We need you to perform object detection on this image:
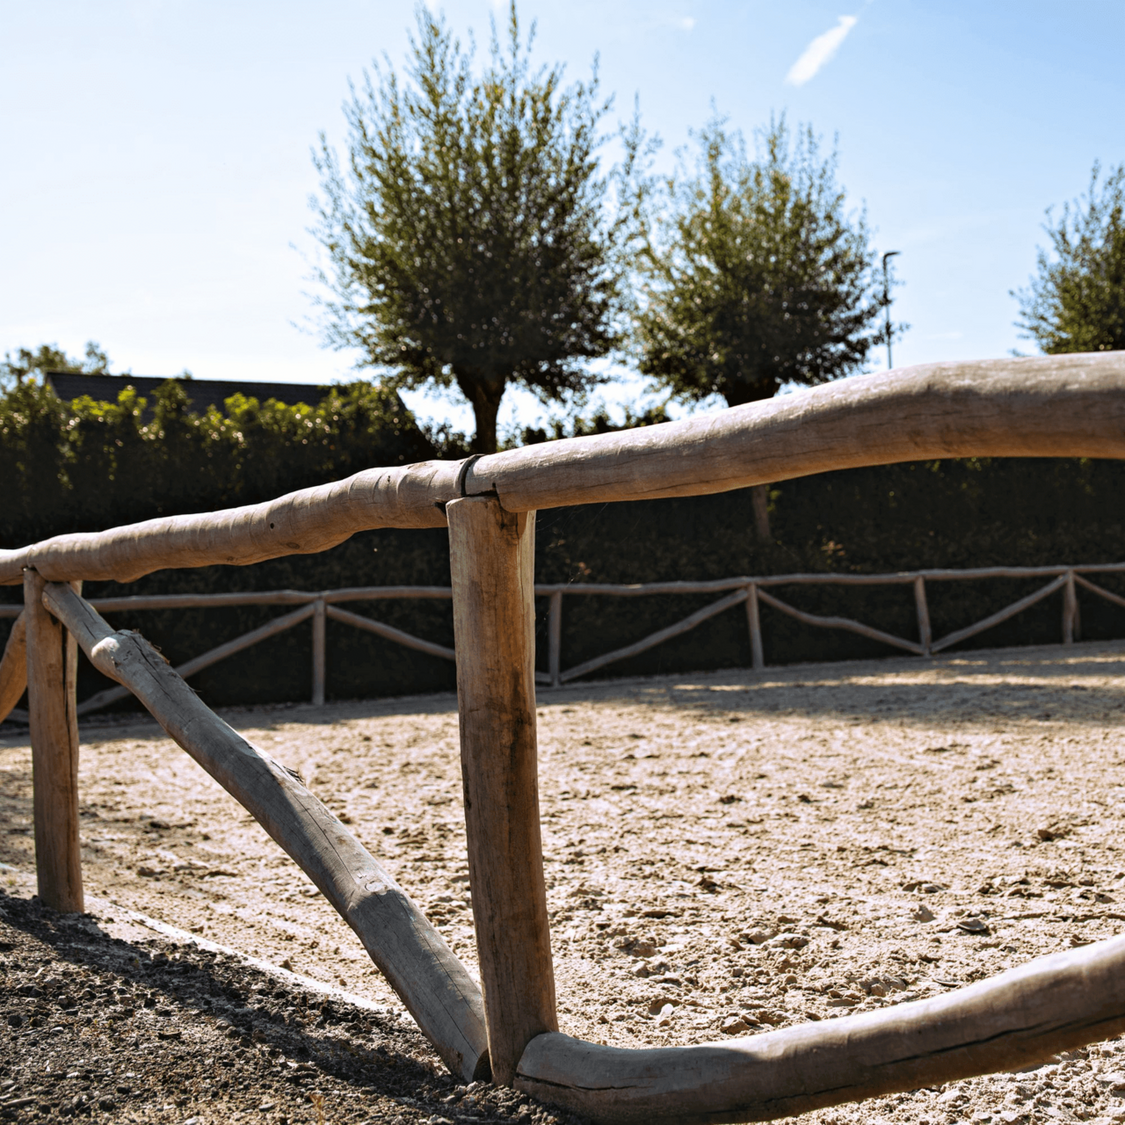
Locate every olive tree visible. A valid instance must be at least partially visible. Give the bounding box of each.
[311,4,641,454]
[1014,161,1125,355]
[636,116,892,410]
[635,116,894,537]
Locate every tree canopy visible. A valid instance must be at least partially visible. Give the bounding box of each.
[1014,161,1125,355]
[635,116,893,408]
[311,3,641,454]
[0,341,113,390]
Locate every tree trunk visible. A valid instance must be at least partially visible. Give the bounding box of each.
[751,483,771,540]
[721,386,775,542]
[456,367,508,455]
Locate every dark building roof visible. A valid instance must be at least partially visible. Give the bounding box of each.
[43,372,334,414]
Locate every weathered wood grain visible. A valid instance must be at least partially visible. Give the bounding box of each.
[547,591,563,688]
[515,932,1125,1124]
[745,585,764,671]
[4,355,1124,587]
[464,354,1125,512]
[325,604,457,662]
[0,459,461,586]
[311,599,326,706]
[41,582,490,1082]
[75,602,317,717]
[929,574,1068,653]
[1075,573,1125,610]
[559,588,750,684]
[1063,570,1079,644]
[25,571,84,913]
[0,611,27,724]
[914,575,933,656]
[755,588,925,655]
[448,496,557,1084]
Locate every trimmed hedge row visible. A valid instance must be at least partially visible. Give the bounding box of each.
[0,377,433,545]
[3,381,1124,710]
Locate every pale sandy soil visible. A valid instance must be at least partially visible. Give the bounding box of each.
[4,640,1125,1124]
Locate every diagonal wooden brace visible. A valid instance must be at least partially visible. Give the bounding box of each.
[40,581,490,1082]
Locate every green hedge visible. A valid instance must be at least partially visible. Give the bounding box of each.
[3,384,1124,712]
[0,378,433,545]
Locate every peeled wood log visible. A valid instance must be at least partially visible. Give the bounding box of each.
[311,599,326,706]
[1062,570,1079,644]
[1075,573,1125,610]
[547,591,563,688]
[0,459,461,586]
[325,604,457,662]
[755,588,924,655]
[929,574,1067,654]
[4,355,1125,588]
[0,612,27,724]
[560,588,750,684]
[745,585,764,672]
[464,354,1125,511]
[515,932,1125,1124]
[89,590,315,611]
[913,576,933,656]
[25,572,84,914]
[40,582,489,1082]
[325,585,455,602]
[76,602,317,717]
[448,497,557,1085]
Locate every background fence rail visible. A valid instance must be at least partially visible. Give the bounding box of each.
[4,560,1123,718]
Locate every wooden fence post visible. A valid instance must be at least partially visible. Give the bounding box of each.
[447,496,557,1085]
[548,590,563,688]
[23,569,84,913]
[745,583,764,671]
[1063,570,1079,645]
[914,576,933,656]
[311,597,326,705]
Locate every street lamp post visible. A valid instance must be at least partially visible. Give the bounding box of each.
[882,250,900,370]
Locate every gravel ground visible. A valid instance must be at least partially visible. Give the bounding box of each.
[3,639,1125,1124]
[0,884,577,1125]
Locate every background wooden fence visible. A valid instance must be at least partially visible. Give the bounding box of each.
[6,357,1125,1120]
[3,561,1121,720]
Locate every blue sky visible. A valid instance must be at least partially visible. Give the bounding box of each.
[3,1,1123,436]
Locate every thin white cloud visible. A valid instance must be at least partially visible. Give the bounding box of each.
[785,15,857,86]
[652,14,696,31]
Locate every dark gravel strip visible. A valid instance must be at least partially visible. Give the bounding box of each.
[0,891,583,1125]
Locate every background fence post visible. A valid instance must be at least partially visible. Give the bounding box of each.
[548,590,563,688]
[447,496,557,1085]
[914,576,933,656]
[745,583,764,671]
[1063,570,1079,645]
[311,597,326,705]
[23,569,84,913]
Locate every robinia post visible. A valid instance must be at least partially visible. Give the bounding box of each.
[447,496,557,1085]
[23,569,84,913]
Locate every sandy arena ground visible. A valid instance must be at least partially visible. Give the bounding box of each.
[3,639,1125,1124]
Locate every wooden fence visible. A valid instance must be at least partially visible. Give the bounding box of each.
[3,561,1124,719]
[4,354,1125,1122]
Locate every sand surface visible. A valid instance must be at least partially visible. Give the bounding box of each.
[4,640,1125,1123]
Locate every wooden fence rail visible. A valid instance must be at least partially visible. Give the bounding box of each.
[4,354,1125,1122]
[3,561,1123,719]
